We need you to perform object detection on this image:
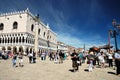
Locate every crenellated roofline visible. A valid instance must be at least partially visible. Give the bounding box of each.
[0,8,29,17]
[0,8,57,36]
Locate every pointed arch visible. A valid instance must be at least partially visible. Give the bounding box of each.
[19,37,21,43]
[13,46,17,53]
[8,37,9,43]
[13,21,18,29]
[0,23,4,30]
[7,46,11,50]
[5,38,7,43]
[3,38,4,43]
[13,37,15,43]
[16,37,18,43]
[0,38,1,43]
[19,46,23,52]
[10,37,12,43]
[31,24,34,31]
[22,37,24,43]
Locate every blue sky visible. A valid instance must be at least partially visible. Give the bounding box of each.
[0,0,120,50]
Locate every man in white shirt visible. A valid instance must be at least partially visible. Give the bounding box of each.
[114,50,120,76]
[106,51,113,67]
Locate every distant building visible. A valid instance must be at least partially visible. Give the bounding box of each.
[67,45,76,53]
[0,8,57,53]
[57,41,68,52]
[77,48,84,52]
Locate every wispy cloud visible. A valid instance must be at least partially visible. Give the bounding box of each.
[57,32,107,50]
[57,32,84,48]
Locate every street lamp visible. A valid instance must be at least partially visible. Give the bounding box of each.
[110,19,120,51]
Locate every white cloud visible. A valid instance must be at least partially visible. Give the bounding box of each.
[57,32,84,48]
[57,32,107,50]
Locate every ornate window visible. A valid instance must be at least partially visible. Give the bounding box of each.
[0,38,1,43]
[44,32,46,37]
[38,29,41,35]
[13,21,18,29]
[31,24,34,31]
[0,23,4,30]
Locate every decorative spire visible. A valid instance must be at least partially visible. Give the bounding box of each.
[25,8,29,13]
[47,23,50,29]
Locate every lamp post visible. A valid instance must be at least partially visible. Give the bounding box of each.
[111,19,120,51]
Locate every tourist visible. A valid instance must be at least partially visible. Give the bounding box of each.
[59,50,64,64]
[33,51,36,63]
[87,52,95,72]
[106,50,113,67]
[2,51,9,60]
[114,50,120,76]
[18,52,24,67]
[49,52,54,61]
[28,51,33,63]
[12,52,18,67]
[82,51,86,63]
[41,51,46,61]
[71,50,79,72]
[78,51,84,66]
[96,51,101,66]
[98,51,105,68]
[54,51,59,64]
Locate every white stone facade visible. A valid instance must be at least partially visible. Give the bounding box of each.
[0,8,57,53]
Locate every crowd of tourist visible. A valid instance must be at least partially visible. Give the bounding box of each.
[0,49,120,76]
[70,49,120,76]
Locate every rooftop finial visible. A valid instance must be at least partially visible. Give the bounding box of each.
[25,8,29,12]
[47,23,50,28]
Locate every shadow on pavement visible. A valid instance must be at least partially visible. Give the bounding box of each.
[84,69,89,72]
[107,71,116,75]
[68,69,74,72]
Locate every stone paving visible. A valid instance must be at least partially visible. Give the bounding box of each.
[0,57,120,80]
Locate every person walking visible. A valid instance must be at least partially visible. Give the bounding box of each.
[71,50,79,72]
[41,51,46,61]
[33,52,36,63]
[28,52,33,63]
[87,52,95,72]
[78,51,83,66]
[59,50,64,64]
[106,51,113,67]
[54,51,59,64]
[12,52,18,67]
[98,51,105,68]
[18,52,24,67]
[114,50,120,76]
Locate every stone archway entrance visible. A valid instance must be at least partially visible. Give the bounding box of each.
[19,46,23,52]
[2,46,6,51]
[30,48,32,53]
[7,46,11,50]
[26,47,29,55]
[13,46,17,54]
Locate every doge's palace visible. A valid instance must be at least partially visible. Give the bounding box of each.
[0,8,57,53]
